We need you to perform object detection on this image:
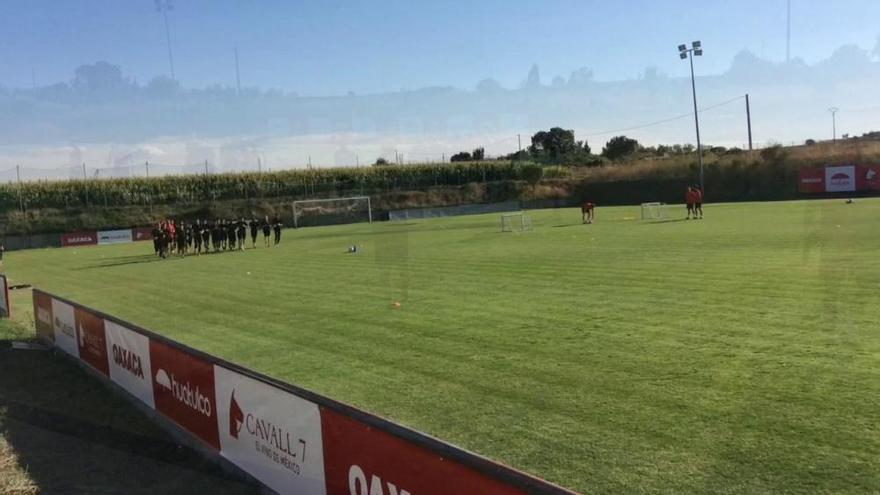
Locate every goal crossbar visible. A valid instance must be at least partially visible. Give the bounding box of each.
[292,196,372,228]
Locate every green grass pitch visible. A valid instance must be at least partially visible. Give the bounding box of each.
[6,199,880,494]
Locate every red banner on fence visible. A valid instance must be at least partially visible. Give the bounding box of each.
[61,231,98,247]
[74,306,110,377]
[798,168,825,193]
[857,165,880,191]
[150,339,221,450]
[133,227,154,242]
[33,291,54,343]
[320,407,529,495]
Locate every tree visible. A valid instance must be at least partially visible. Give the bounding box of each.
[602,135,640,161]
[374,157,390,166]
[530,127,576,160]
[472,147,485,161]
[450,151,472,162]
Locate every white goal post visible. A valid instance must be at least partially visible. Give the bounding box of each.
[640,202,668,221]
[292,196,372,228]
[501,212,532,232]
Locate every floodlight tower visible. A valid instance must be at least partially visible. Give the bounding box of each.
[679,41,705,192]
[155,0,176,81]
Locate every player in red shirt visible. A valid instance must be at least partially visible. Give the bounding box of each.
[581,201,595,224]
[693,186,703,219]
[685,187,695,219]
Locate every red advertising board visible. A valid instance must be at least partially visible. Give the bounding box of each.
[74,306,110,377]
[33,291,54,343]
[133,227,154,242]
[798,168,825,193]
[320,407,532,495]
[857,165,880,191]
[150,339,221,450]
[61,231,98,247]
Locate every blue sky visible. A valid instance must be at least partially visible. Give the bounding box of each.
[0,0,878,95]
[0,0,880,95]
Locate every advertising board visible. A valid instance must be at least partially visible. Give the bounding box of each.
[105,320,155,409]
[98,229,133,245]
[61,231,98,247]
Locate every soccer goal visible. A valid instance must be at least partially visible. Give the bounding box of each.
[501,212,532,232]
[292,196,372,228]
[640,202,668,221]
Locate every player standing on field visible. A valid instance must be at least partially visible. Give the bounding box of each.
[273,219,282,245]
[693,186,703,219]
[685,187,695,219]
[250,218,259,248]
[236,218,247,250]
[581,201,595,224]
[262,217,272,247]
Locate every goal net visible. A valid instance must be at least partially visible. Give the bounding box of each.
[640,202,668,221]
[292,196,372,228]
[501,212,532,232]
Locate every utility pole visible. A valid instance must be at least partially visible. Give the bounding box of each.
[786,0,791,63]
[205,159,209,175]
[234,47,242,94]
[395,150,399,165]
[308,155,312,168]
[145,161,150,178]
[82,162,88,205]
[155,0,176,81]
[745,93,753,151]
[517,134,522,152]
[356,154,359,167]
[829,107,839,142]
[16,165,23,213]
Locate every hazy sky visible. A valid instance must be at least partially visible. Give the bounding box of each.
[1,0,878,95]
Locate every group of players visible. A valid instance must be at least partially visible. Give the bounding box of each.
[151,218,282,258]
[686,186,704,219]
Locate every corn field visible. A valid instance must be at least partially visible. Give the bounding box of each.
[0,161,531,211]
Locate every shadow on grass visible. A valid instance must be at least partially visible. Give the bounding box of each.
[0,336,258,494]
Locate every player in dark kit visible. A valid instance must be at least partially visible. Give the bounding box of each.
[200,221,210,253]
[250,218,259,248]
[176,222,188,257]
[236,219,247,251]
[192,220,202,254]
[226,221,238,251]
[273,219,282,245]
[262,217,272,247]
[211,222,221,251]
[151,224,161,255]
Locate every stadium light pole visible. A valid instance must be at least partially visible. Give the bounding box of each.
[679,41,704,192]
[155,0,176,81]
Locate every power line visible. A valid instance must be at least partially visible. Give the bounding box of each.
[583,95,747,137]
